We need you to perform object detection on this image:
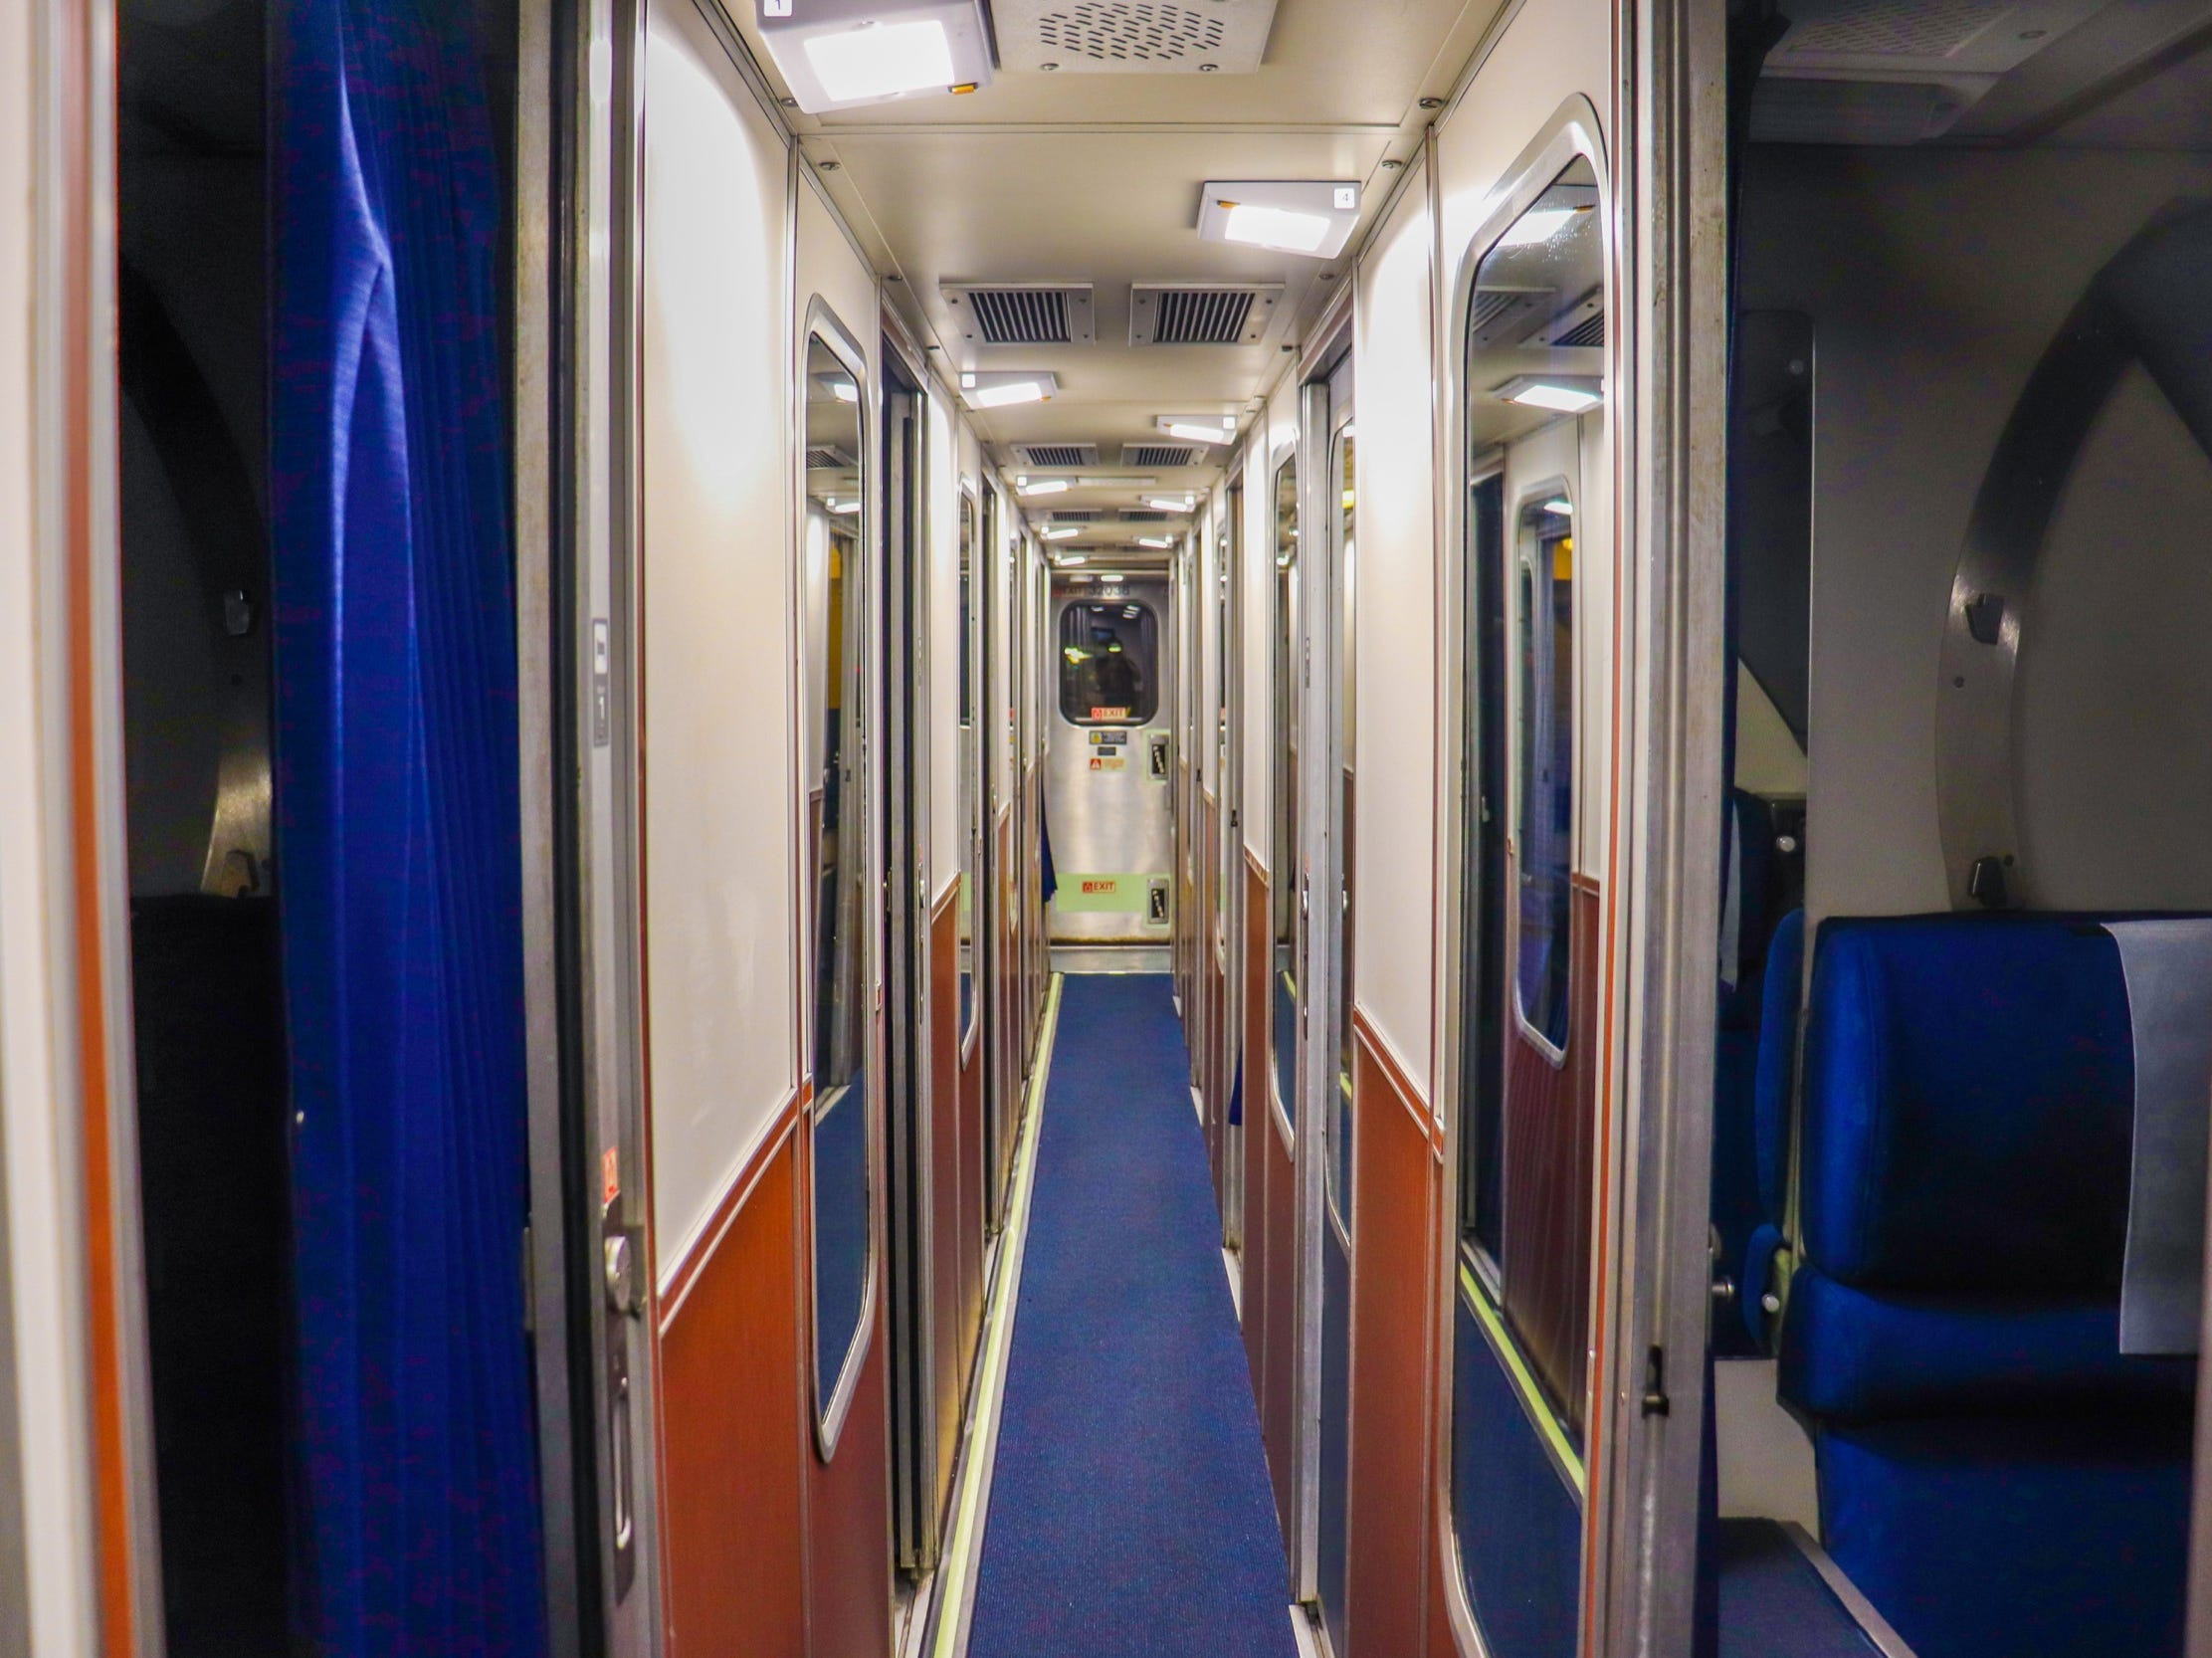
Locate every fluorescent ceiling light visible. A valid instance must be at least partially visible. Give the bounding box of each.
[972,379,1050,409]
[1135,536,1174,549]
[961,369,1058,410]
[1053,553,1089,567]
[1145,497,1195,513]
[1080,476,1152,489]
[1542,497,1573,516]
[1040,525,1080,541]
[759,2,992,113]
[1224,202,1331,254]
[827,499,861,516]
[805,18,953,102]
[829,378,859,403]
[1159,417,1236,445]
[1019,478,1072,497]
[1498,208,1576,248]
[1497,375,1603,414]
[1096,572,1126,582]
[1196,180,1360,261]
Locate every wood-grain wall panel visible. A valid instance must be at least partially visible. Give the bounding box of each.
[805,1319,893,1658]
[1347,1016,1438,1658]
[1241,851,1271,1421]
[928,886,963,1530]
[1498,878,1601,1438]
[659,1122,806,1658]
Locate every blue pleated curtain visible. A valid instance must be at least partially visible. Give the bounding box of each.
[271,2,544,1652]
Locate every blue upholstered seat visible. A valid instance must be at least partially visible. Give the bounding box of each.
[1779,914,2197,1658]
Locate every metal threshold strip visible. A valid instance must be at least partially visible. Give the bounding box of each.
[919,975,1068,1658]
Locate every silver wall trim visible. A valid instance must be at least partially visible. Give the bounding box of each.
[1782,1525,1921,1658]
[513,0,589,1648]
[1596,0,1728,1643]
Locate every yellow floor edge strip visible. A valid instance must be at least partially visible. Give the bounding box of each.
[1459,1260,1587,1497]
[930,972,1067,1658]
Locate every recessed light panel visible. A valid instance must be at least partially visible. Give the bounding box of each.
[1197,181,1361,260]
[757,0,993,113]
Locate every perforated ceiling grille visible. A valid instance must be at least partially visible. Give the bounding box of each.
[1119,510,1172,521]
[1159,290,1250,344]
[1553,312,1605,348]
[974,290,1069,343]
[806,445,854,469]
[1121,445,1198,469]
[1036,0,1227,62]
[1470,291,1521,332]
[1013,443,1100,469]
[1050,510,1105,522]
[1781,0,2010,56]
[943,283,1095,345]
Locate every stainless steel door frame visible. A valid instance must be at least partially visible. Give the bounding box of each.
[1289,340,1356,1643]
[1045,577,1175,944]
[880,346,939,1572]
[1221,478,1247,1251]
[520,1,664,1648]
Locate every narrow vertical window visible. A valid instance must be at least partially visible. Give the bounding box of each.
[1514,497,1574,1054]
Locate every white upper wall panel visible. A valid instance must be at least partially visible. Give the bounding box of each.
[1351,161,1438,1095]
[641,0,798,1284]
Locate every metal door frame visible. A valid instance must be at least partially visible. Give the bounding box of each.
[1289,322,1355,1633]
[879,338,938,1571]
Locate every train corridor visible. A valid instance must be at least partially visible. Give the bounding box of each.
[958,972,1295,1658]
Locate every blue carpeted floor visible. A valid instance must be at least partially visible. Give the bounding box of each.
[968,974,1297,1658]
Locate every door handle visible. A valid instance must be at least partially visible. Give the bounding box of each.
[603,1225,645,1597]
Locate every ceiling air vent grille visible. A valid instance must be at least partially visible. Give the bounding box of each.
[1120,445,1199,469]
[1552,312,1605,348]
[1050,510,1105,522]
[1119,510,1172,522]
[1010,442,1102,469]
[993,0,1279,75]
[1130,283,1282,347]
[942,282,1096,346]
[806,444,854,470]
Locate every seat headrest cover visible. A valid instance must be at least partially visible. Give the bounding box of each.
[1802,916,2132,1292]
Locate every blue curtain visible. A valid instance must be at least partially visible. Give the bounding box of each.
[271,2,544,1653]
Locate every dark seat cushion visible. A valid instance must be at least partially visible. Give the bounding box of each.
[1781,1267,2191,1420]
[1818,1414,2192,1658]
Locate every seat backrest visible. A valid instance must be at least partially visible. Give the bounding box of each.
[1800,915,2135,1297]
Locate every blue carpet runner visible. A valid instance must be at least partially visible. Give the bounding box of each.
[968,974,1296,1658]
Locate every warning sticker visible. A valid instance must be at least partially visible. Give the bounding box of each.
[1089,755,1127,772]
[602,1146,621,1207]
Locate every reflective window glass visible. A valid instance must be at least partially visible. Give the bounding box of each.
[1058,600,1160,725]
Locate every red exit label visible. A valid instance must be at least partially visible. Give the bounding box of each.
[1083,879,1118,896]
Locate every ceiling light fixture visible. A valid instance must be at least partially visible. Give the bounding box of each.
[1144,497,1195,514]
[1157,416,1237,446]
[757,1,992,114]
[1196,180,1361,261]
[827,498,861,516]
[1497,374,1603,414]
[1019,478,1072,497]
[961,369,1058,410]
[1053,552,1089,567]
[1040,525,1080,541]
[1542,497,1573,516]
[1134,536,1174,549]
